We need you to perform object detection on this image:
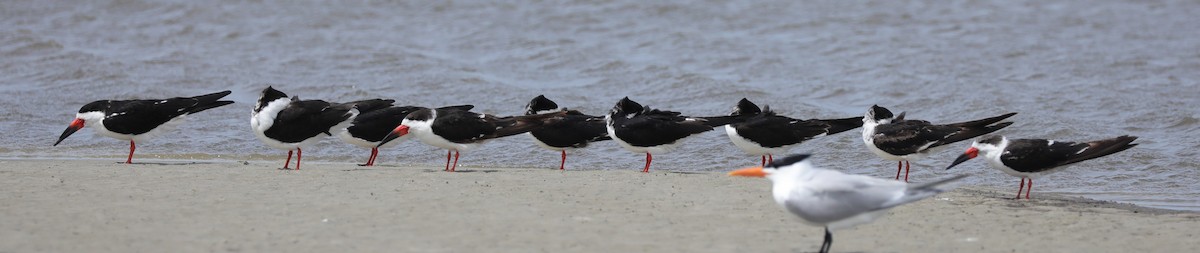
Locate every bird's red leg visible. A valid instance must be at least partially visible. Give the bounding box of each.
[1015,178,1026,199]
[283,150,293,169]
[444,150,451,171]
[895,161,902,180]
[904,160,910,182]
[642,153,652,173]
[768,154,773,164]
[372,147,379,166]
[760,155,766,167]
[295,148,302,170]
[560,150,566,170]
[360,148,375,166]
[1026,179,1032,199]
[368,147,378,166]
[126,140,135,164]
[451,150,460,172]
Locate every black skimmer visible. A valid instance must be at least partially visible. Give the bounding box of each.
[524,95,611,170]
[251,86,377,170]
[338,104,474,166]
[945,135,1138,199]
[605,97,733,173]
[377,107,568,172]
[725,98,861,166]
[862,105,1016,182]
[53,90,234,164]
[730,154,967,253]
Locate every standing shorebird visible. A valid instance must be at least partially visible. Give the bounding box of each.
[945,135,1138,199]
[862,105,1015,182]
[730,154,967,253]
[251,86,379,170]
[605,97,734,173]
[53,90,234,164]
[378,107,567,172]
[725,98,861,166]
[524,95,610,170]
[338,104,473,166]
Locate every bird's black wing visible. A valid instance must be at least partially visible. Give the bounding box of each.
[101,91,233,135]
[733,115,822,148]
[101,100,173,135]
[871,119,957,155]
[347,106,421,142]
[344,99,396,113]
[530,111,610,148]
[613,110,712,147]
[263,100,354,142]
[431,110,496,143]
[1000,139,1091,172]
[1001,136,1137,172]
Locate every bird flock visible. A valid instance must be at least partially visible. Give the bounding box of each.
[54,87,1139,253]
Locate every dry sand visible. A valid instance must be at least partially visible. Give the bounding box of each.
[0,159,1196,253]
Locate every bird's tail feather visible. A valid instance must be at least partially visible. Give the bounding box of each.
[818,117,864,135]
[185,90,234,114]
[344,99,396,113]
[696,115,746,127]
[934,122,1014,147]
[489,111,569,138]
[948,112,1017,127]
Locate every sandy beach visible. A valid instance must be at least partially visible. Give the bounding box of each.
[0,159,1195,253]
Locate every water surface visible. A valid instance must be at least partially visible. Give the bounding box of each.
[2,0,1197,210]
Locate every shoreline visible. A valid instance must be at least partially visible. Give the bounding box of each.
[1,159,1197,252]
[2,157,1191,214]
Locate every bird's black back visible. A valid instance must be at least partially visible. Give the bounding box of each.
[610,108,713,147]
[264,99,355,143]
[94,90,233,135]
[732,115,836,148]
[1001,136,1138,172]
[872,113,1015,155]
[347,106,421,142]
[430,109,567,144]
[430,109,499,143]
[530,110,611,148]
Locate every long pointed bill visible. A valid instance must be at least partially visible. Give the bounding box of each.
[376,125,409,148]
[53,118,85,146]
[728,166,767,178]
[945,147,979,170]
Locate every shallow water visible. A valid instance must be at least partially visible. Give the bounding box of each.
[2,0,1197,210]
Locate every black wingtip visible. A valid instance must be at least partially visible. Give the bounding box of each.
[820,116,865,134]
[952,112,1018,127]
[766,154,812,168]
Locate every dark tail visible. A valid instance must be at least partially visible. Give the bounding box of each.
[948,112,1017,127]
[817,116,863,135]
[487,111,569,139]
[437,104,474,111]
[1062,135,1139,166]
[345,99,396,113]
[934,122,1014,147]
[185,90,235,114]
[697,115,748,127]
[932,112,1017,147]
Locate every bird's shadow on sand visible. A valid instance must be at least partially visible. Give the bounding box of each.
[668,171,707,175]
[420,169,501,173]
[121,161,213,166]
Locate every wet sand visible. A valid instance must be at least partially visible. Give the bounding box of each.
[0,159,1196,252]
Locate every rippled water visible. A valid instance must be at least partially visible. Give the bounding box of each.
[2,0,1197,210]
